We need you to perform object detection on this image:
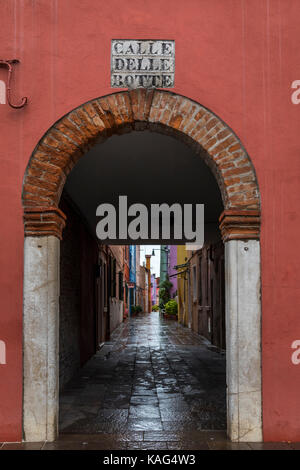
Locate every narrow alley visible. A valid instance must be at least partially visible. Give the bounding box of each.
[58,311,226,449]
[2,312,298,450]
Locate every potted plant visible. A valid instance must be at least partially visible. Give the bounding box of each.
[164,299,178,320]
[131,304,142,315]
[159,278,173,313]
[131,305,137,315]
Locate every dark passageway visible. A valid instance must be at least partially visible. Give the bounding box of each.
[59,311,226,449]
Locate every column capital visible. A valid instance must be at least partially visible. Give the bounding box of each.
[23,206,66,240]
[219,209,260,242]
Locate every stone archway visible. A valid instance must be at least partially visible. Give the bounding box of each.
[22,89,262,442]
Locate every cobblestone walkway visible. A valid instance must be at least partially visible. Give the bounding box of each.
[2,313,297,450]
[59,312,226,437]
[51,311,227,448]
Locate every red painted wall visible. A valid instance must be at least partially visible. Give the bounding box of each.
[0,0,300,441]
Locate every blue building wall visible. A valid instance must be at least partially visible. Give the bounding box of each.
[129,246,136,315]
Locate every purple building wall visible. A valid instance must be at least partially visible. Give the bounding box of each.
[168,245,177,299]
[151,274,156,305]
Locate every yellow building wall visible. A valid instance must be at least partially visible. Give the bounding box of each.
[177,245,189,326]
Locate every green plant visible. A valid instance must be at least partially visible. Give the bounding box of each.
[131,305,136,314]
[131,304,142,314]
[164,300,178,315]
[159,278,173,307]
[152,304,159,311]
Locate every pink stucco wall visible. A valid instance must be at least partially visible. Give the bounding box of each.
[0,0,300,441]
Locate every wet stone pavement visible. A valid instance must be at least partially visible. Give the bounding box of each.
[2,312,298,450]
[42,311,230,449]
[59,311,226,442]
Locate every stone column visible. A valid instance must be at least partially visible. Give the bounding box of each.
[23,236,60,441]
[219,210,262,442]
[23,207,66,442]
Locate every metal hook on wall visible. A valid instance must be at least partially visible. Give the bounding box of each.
[0,59,27,109]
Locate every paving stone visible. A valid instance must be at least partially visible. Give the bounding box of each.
[1,442,44,450]
[84,441,127,450]
[166,442,183,450]
[57,433,115,442]
[127,418,163,431]
[129,405,160,419]
[130,395,158,405]
[58,312,228,447]
[207,441,252,450]
[127,441,168,450]
[247,442,293,450]
[160,411,194,422]
[180,441,210,450]
[162,421,199,431]
[144,431,185,442]
[114,432,144,442]
[43,441,88,450]
[96,409,129,420]
[132,387,157,396]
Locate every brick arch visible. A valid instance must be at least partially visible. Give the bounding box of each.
[22,89,260,240]
[22,89,263,443]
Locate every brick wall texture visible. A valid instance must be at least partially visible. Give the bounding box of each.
[22,90,261,241]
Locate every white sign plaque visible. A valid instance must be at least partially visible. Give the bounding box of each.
[111,39,175,89]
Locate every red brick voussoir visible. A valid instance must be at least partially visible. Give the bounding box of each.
[22,90,260,239]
